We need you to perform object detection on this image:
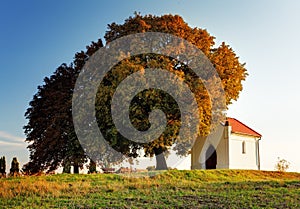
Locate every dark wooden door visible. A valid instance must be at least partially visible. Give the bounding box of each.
[205,145,217,169]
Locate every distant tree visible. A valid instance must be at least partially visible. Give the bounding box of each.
[9,157,20,176]
[0,156,6,177]
[275,157,290,172]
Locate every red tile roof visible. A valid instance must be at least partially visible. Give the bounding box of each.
[227,118,262,138]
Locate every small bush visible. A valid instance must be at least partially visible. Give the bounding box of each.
[146,166,155,171]
[275,157,290,172]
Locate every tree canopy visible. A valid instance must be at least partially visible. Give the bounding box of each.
[23,40,104,173]
[24,13,247,173]
[94,14,247,169]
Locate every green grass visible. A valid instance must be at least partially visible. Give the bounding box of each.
[0,170,300,208]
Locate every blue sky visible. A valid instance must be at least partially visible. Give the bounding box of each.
[1,0,300,171]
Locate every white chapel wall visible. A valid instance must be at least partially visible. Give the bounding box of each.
[228,134,259,170]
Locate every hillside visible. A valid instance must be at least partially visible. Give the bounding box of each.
[1,170,300,208]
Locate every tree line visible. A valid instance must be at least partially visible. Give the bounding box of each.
[0,156,20,177]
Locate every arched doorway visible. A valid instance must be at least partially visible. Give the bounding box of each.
[205,145,217,169]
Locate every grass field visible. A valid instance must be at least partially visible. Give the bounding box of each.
[0,169,300,208]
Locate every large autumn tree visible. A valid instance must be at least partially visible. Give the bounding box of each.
[94,14,247,169]
[24,13,247,172]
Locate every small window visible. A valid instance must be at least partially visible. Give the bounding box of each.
[242,141,246,154]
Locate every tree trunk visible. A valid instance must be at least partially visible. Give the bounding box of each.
[63,161,71,173]
[73,163,79,174]
[154,147,168,170]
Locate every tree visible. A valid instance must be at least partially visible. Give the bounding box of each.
[95,14,247,169]
[24,13,247,172]
[23,40,104,174]
[0,156,6,177]
[9,157,20,176]
[275,157,290,172]
[24,39,126,174]
[23,64,84,174]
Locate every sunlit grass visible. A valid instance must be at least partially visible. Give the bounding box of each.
[0,170,300,208]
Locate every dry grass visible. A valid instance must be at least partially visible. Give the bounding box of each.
[0,178,65,198]
[0,170,300,208]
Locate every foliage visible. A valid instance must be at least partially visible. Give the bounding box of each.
[24,13,247,172]
[275,157,290,172]
[0,156,6,177]
[105,14,247,106]
[97,13,247,169]
[1,170,300,208]
[23,40,104,174]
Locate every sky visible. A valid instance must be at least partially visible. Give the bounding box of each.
[0,0,300,172]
